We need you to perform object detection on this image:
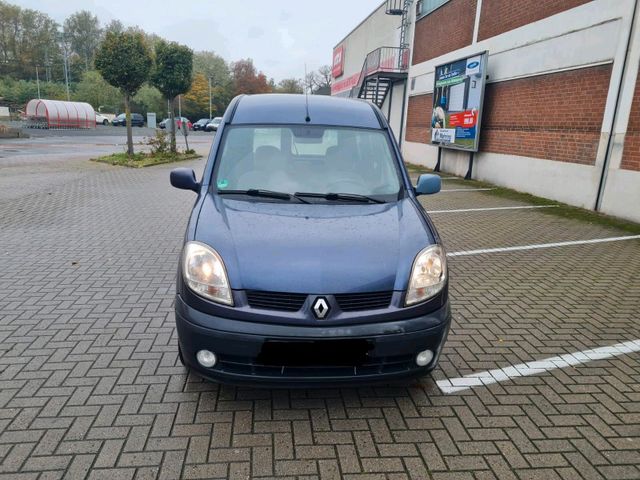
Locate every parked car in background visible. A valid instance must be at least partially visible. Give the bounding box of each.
[159,117,192,130]
[112,113,144,127]
[95,113,110,126]
[193,118,212,131]
[205,117,222,131]
[178,117,193,131]
[169,94,449,386]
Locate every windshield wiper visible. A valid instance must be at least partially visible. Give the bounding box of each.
[294,192,384,204]
[218,189,309,203]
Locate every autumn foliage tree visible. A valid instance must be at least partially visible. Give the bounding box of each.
[231,59,271,96]
[183,73,210,119]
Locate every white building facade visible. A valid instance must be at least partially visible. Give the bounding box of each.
[332,0,640,223]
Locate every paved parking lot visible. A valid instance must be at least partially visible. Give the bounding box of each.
[0,139,639,479]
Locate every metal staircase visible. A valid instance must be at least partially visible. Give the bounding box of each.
[350,47,409,108]
[360,77,393,106]
[350,0,412,108]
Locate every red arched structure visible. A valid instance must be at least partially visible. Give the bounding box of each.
[25,99,96,129]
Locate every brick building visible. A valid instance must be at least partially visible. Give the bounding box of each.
[332,0,640,222]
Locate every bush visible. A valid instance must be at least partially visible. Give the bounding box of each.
[146,129,169,155]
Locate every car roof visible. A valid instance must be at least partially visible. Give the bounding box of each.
[231,94,381,129]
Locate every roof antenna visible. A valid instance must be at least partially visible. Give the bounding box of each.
[304,63,311,122]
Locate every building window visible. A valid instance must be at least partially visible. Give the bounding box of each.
[416,0,449,18]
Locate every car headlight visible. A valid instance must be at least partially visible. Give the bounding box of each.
[405,244,447,306]
[182,241,233,305]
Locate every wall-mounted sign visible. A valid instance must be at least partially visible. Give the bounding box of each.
[332,45,345,79]
[431,51,488,152]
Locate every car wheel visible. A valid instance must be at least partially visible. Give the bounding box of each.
[103,119,108,126]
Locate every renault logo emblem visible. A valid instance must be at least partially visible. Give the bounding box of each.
[312,297,330,319]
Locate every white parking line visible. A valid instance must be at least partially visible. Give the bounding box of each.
[448,235,640,257]
[440,188,496,193]
[430,205,558,214]
[437,339,640,394]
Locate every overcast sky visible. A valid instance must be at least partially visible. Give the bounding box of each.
[15,0,382,81]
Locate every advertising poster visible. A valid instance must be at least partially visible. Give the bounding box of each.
[431,51,488,152]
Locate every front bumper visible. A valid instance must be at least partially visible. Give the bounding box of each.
[175,294,451,386]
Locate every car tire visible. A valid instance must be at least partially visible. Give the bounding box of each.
[103,120,108,126]
[177,344,189,371]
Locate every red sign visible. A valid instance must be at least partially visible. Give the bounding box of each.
[331,72,359,95]
[332,45,344,78]
[448,110,478,128]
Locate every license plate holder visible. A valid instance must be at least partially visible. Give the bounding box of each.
[257,339,373,367]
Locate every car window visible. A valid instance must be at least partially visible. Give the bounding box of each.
[214,125,402,199]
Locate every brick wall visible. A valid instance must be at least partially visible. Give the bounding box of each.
[406,94,433,143]
[478,0,593,41]
[412,0,476,65]
[621,67,640,171]
[479,65,612,165]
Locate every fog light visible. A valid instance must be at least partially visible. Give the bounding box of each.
[416,349,434,367]
[196,350,217,368]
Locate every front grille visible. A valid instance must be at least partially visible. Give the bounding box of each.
[335,291,393,311]
[216,352,415,378]
[246,290,307,311]
[246,290,394,312]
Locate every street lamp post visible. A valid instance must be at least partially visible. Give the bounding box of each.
[208,77,212,119]
[57,31,71,101]
[35,65,41,99]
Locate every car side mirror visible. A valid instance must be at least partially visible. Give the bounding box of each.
[170,168,200,192]
[415,174,441,195]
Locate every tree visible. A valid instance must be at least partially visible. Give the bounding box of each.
[95,31,152,155]
[193,51,229,84]
[304,65,332,95]
[151,40,193,153]
[133,84,165,117]
[0,77,66,108]
[103,19,124,35]
[231,59,271,96]
[192,51,234,116]
[64,10,101,71]
[183,73,211,119]
[73,70,121,112]
[0,1,62,81]
[275,78,303,94]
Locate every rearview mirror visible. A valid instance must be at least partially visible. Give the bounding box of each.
[170,168,199,192]
[415,174,441,195]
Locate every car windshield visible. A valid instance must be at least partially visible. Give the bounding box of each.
[214,125,402,201]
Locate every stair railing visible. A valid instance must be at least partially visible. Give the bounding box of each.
[349,47,409,99]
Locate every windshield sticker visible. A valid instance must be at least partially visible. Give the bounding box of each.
[217,179,229,189]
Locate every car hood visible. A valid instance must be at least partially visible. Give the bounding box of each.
[194,195,435,294]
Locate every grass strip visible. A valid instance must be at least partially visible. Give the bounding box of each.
[405,162,640,235]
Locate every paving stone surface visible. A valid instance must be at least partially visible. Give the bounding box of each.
[0,139,639,479]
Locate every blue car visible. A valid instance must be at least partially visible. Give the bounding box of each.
[170,94,449,386]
